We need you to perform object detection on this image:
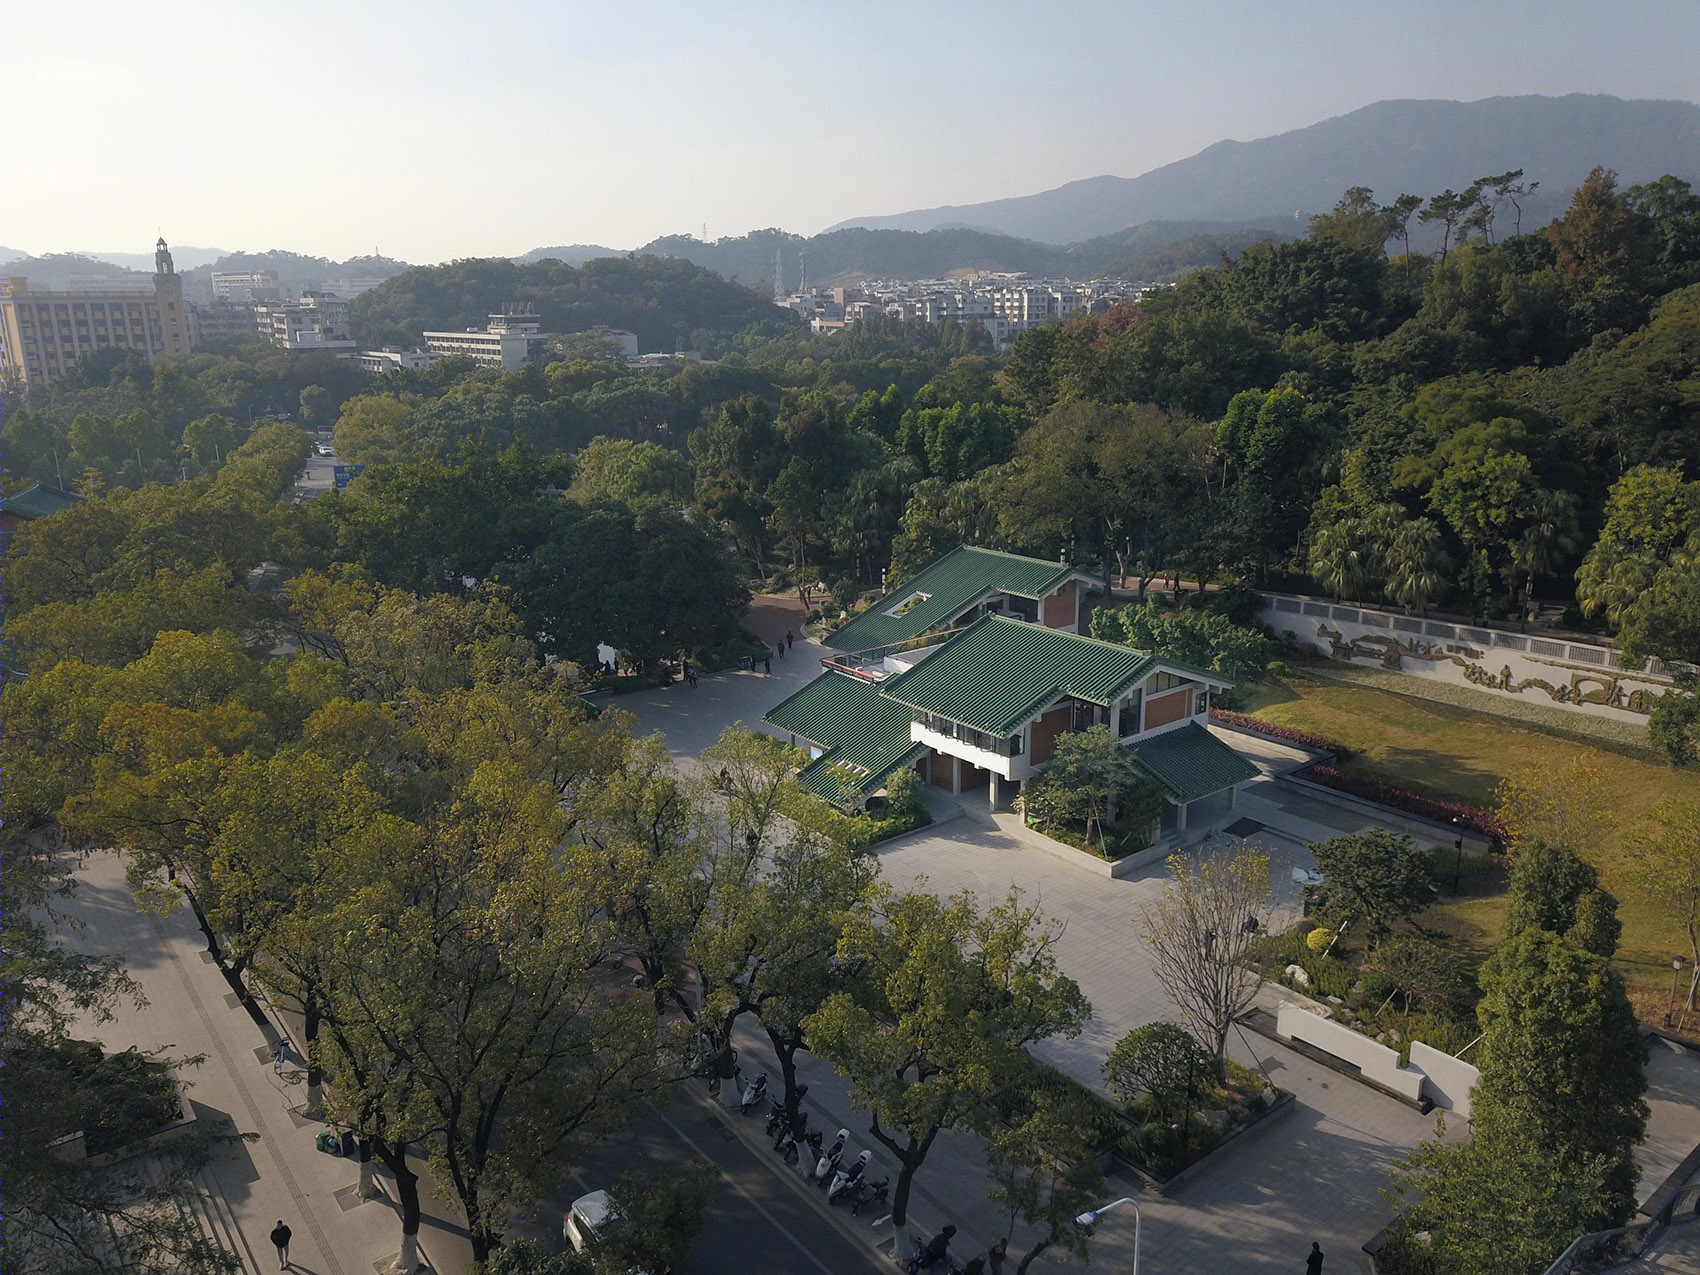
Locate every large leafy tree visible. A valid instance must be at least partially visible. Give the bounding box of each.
[804,886,1089,1238]
[318,763,664,1264]
[1630,801,1700,1010]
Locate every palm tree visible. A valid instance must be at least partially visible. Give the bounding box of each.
[1384,518,1451,614]
[1513,489,1581,620]
[1308,521,1370,602]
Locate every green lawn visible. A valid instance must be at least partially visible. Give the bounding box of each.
[1237,667,1696,1017]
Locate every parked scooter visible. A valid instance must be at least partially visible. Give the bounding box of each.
[813,1127,850,1186]
[906,1226,957,1274]
[737,1072,767,1115]
[827,1149,872,1204]
[772,1110,810,1163]
[850,1176,890,1216]
[764,1084,807,1138]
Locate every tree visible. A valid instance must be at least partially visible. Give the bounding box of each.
[1382,517,1451,612]
[1629,801,1700,1009]
[1492,756,1609,859]
[1089,599,1274,685]
[1419,187,1482,264]
[804,886,1089,1238]
[1104,1022,1215,1121]
[1364,936,1471,1021]
[1502,839,1620,958]
[1140,843,1271,1076]
[594,1163,717,1275]
[983,1091,1107,1275]
[1307,520,1372,601]
[1308,830,1434,949]
[1,829,241,1275]
[1473,926,1647,1227]
[319,772,665,1263]
[1019,725,1164,849]
[332,392,415,465]
[1381,1133,1619,1275]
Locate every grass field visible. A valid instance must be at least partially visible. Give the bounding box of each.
[1237,665,1697,1018]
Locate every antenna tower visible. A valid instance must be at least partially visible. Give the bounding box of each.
[798,247,809,296]
[773,246,784,303]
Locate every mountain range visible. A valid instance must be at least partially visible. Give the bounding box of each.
[829,94,1700,244]
[10,94,1696,294]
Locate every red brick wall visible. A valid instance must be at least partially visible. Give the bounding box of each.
[1144,689,1192,730]
[1028,705,1071,764]
[1042,580,1079,630]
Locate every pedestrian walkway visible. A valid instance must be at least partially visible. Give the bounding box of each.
[57,851,473,1275]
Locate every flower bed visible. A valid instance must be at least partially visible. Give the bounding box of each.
[1209,710,1353,759]
[1303,765,1504,840]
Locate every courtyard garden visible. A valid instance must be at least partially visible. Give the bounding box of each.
[1236,665,1698,1016]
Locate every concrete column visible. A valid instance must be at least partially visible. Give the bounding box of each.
[1175,800,1189,832]
[1109,700,1121,737]
[1228,784,1239,810]
[989,773,1003,810]
[951,756,963,795]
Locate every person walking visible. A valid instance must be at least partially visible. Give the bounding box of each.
[777,640,785,659]
[786,629,794,650]
[270,1220,293,1269]
[763,655,772,674]
[1306,1240,1325,1274]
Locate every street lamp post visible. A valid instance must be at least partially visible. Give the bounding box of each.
[1667,956,1686,1028]
[1452,817,1464,895]
[1077,1196,1141,1275]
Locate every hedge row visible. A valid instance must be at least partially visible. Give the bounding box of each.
[1304,765,1505,840]
[1209,709,1353,759]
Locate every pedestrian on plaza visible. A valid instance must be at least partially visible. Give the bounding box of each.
[764,656,772,674]
[272,1043,286,1075]
[786,629,794,649]
[986,1236,1007,1274]
[777,640,785,659]
[1306,1240,1325,1274]
[270,1220,293,1269]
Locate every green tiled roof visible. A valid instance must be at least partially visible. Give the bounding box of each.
[880,615,1158,737]
[1,482,83,520]
[765,671,924,803]
[825,546,1086,652]
[1129,724,1259,804]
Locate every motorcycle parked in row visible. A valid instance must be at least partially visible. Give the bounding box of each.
[827,1150,872,1205]
[812,1127,849,1186]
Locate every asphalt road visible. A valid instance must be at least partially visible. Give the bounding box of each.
[508,1086,891,1275]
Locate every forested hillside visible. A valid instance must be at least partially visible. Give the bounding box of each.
[349,256,797,351]
[8,166,1697,754]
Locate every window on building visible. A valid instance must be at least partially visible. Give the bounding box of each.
[1120,691,1141,736]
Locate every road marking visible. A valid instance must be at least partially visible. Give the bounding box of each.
[651,1101,874,1275]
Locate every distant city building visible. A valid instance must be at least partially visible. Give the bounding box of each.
[423,304,549,371]
[0,238,193,388]
[323,276,385,299]
[210,270,284,303]
[193,300,259,344]
[348,347,439,375]
[252,291,355,352]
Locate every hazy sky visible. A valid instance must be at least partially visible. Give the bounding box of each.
[11,0,1698,262]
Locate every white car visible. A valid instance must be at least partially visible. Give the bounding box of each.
[563,1188,611,1253]
[315,444,335,457]
[563,1190,659,1273]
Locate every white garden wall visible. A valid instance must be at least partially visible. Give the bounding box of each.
[1256,593,1671,726]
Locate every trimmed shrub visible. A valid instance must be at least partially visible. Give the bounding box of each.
[1306,927,1334,954]
[1209,710,1353,758]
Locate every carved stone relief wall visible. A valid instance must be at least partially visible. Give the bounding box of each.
[1254,594,1668,725]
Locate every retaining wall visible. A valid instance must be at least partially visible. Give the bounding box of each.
[1256,592,1670,725]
